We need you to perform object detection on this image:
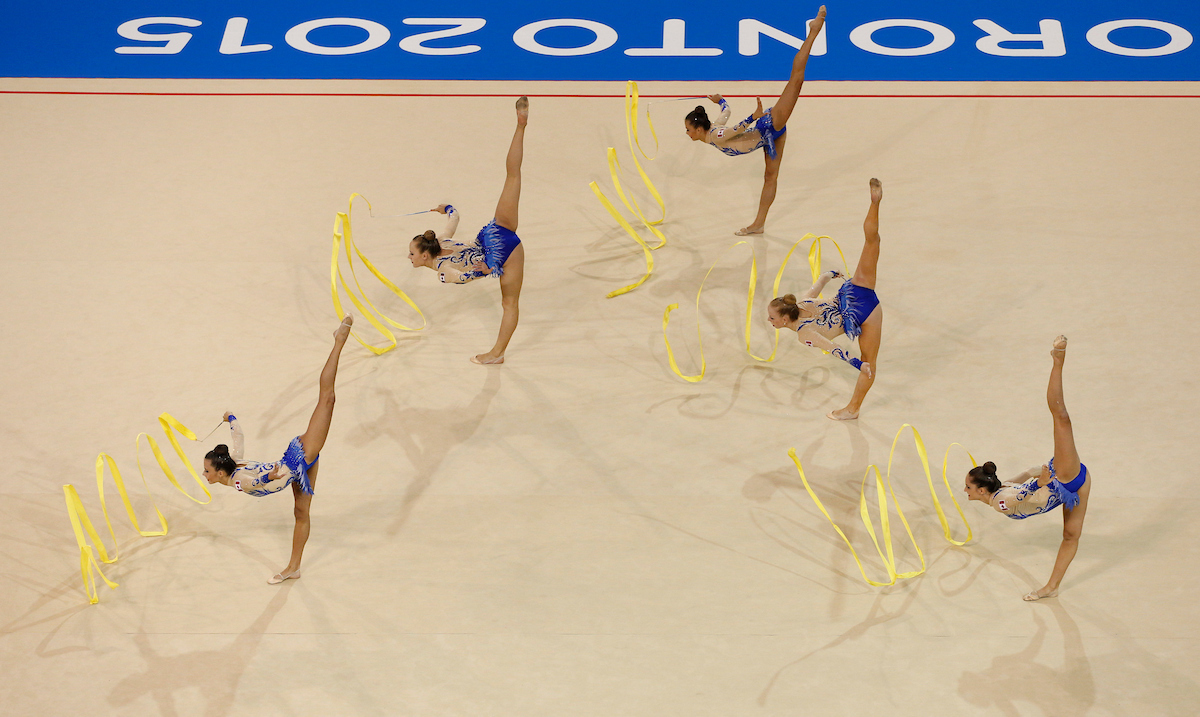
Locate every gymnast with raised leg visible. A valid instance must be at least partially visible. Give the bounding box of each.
[409,96,529,365]
[684,6,825,236]
[767,178,883,420]
[202,314,354,584]
[964,336,1092,601]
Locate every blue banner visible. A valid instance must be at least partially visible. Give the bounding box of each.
[1,1,1196,81]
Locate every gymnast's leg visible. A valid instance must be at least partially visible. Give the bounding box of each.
[493,96,527,233]
[740,133,786,236]
[475,97,527,364]
[272,315,353,582]
[852,178,882,291]
[829,179,883,420]
[768,6,825,131]
[1026,335,1089,601]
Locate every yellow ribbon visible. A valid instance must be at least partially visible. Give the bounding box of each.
[331,193,427,354]
[63,414,219,604]
[788,424,976,587]
[590,81,669,298]
[662,233,850,382]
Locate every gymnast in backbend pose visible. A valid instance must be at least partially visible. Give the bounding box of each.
[202,314,354,584]
[767,178,883,421]
[409,96,529,365]
[684,6,825,236]
[964,336,1092,601]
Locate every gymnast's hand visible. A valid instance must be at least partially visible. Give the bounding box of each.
[431,204,450,214]
[707,94,723,104]
[473,261,492,275]
[825,270,843,280]
[223,411,234,422]
[1037,464,1052,487]
[752,97,764,120]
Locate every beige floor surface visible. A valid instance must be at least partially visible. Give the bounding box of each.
[1,79,1198,715]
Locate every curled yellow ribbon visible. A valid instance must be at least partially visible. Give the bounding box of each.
[331,193,427,354]
[590,81,669,298]
[788,424,976,587]
[63,414,219,604]
[662,233,849,382]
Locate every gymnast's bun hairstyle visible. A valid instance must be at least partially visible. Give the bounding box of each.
[205,444,237,476]
[967,461,1002,492]
[685,105,711,132]
[412,230,440,257]
[769,294,801,322]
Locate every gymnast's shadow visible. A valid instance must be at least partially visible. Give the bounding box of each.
[106,586,291,717]
[757,569,929,706]
[954,548,1097,715]
[355,369,501,537]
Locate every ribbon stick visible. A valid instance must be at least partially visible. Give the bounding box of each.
[662,234,851,381]
[331,194,427,354]
[63,414,222,604]
[788,424,976,587]
[639,96,705,159]
[591,80,670,298]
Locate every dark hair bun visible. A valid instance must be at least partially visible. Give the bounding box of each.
[423,230,436,240]
[982,461,997,476]
[782,294,798,305]
[685,105,712,132]
[205,444,237,475]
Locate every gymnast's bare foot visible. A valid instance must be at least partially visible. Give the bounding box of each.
[1051,334,1067,361]
[334,314,354,340]
[870,177,882,204]
[734,225,764,236]
[471,353,505,365]
[515,96,529,125]
[1023,586,1058,601]
[827,407,859,421]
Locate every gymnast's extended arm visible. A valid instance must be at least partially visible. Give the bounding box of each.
[708,94,732,127]
[224,412,245,461]
[796,324,863,371]
[433,204,459,239]
[799,270,843,300]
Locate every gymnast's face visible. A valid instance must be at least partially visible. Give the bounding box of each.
[408,239,432,268]
[766,305,788,329]
[963,475,987,501]
[684,120,705,141]
[202,459,225,484]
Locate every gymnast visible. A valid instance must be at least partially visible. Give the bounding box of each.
[202,314,354,584]
[409,96,529,365]
[964,336,1092,601]
[767,178,883,420]
[684,5,826,236]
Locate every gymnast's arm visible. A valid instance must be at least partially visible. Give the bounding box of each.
[224,412,245,461]
[799,270,843,300]
[796,323,863,371]
[437,253,490,284]
[433,204,459,239]
[708,95,731,127]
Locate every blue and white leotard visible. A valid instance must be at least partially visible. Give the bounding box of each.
[992,460,1088,520]
[704,99,787,160]
[226,418,316,497]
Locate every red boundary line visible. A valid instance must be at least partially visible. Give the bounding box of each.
[1,90,1198,99]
